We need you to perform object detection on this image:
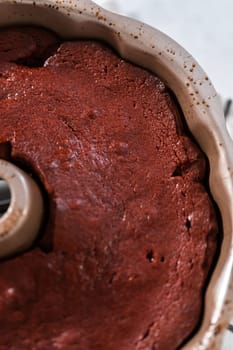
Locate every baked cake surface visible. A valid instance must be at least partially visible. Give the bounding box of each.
[0,27,219,350]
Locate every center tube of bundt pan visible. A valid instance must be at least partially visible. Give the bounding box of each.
[0,160,44,259]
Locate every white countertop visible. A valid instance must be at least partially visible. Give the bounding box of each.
[95,0,233,347]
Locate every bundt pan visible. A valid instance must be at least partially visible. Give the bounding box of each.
[0,0,233,349]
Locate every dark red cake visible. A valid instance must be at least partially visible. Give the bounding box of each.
[0,27,219,350]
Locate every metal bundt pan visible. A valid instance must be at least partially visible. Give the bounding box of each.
[0,0,232,348]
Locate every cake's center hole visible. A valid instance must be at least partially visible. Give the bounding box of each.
[0,178,11,217]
